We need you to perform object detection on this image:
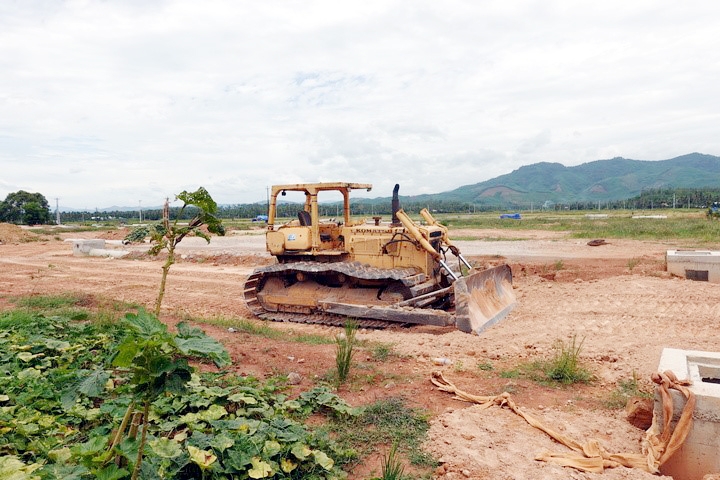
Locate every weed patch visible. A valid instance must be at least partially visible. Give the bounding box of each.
[330,397,436,471]
[544,336,593,385]
[371,343,396,361]
[627,257,641,271]
[196,315,335,344]
[606,373,653,409]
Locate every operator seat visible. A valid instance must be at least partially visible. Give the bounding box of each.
[298,210,312,226]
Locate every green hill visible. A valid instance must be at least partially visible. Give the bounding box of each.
[401,152,720,208]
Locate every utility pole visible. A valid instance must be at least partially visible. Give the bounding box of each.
[139,200,143,223]
[55,198,60,225]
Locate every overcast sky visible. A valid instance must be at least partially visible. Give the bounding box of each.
[1,1,719,210]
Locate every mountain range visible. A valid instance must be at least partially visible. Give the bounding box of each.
[66,152,720,212]
[395,152,720,207]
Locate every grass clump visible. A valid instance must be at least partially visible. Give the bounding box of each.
[198,315,334,344]
[10,293,137,324]
[12,293,85,310]
[336,320,358,384]
[499,368,520,379]
[371,443,405,480]
[491,337,592,387]
[371,343,395,361]
[544,335,592,384]
[477,361,494,371]
[606,372,653,409]
[627,257,641,271]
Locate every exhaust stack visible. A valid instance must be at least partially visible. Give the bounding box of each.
[391,184,401,226]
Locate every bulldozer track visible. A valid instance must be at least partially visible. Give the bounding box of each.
[243,265,419,329]
[251,261,423,284]
[257,311,406,329]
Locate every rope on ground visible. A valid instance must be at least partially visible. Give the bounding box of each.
[430,370,694,474]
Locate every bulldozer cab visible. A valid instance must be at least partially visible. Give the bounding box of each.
[265,182,372,256]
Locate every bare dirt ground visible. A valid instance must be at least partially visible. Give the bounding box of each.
[1,223,719,479]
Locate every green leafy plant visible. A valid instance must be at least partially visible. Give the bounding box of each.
[106,309,231,478]
[545,335,592,384]
[335,320,358,384]
[124,187,225,317]
[0,304,353,479]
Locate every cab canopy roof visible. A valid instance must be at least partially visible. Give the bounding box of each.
[271,182,372,196]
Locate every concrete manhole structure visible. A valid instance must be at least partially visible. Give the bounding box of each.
[666,250,720,283]
[656,348,720,479]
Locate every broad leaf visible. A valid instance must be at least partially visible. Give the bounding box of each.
[47,447,72,463]
[111,337,139,368]
[70,435,107,457]
[78,368,111,397]
[16,352,43,362]
[123,309,167,338]
[95,465,130,480]
[280,457,297,473]
[0,455,42,480]
[210,433,235,452]
[262,440,281,457]
[248,456,273,479]
[228,393,258,405]
[291,443,312,460]
[187,445,216,470]
[196,404,227,423]
[313,450,335,470]
[149,437,183,459]
[174,323,231,367]
[176,187,218,214]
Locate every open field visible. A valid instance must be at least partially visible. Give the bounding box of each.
[1,216,719,479]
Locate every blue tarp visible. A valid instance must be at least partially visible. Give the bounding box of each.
[499,213,521,220]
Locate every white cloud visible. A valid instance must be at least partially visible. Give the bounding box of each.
[1,0,719,209]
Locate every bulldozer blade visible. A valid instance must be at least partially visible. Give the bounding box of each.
[454,264,516,334]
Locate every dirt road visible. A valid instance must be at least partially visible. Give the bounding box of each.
[1,225,718,479]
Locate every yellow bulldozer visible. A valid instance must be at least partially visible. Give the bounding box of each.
[243,182,516,334]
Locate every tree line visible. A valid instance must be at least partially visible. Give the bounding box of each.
[3,187,720,225]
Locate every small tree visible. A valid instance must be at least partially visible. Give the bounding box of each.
[139,187,225,316]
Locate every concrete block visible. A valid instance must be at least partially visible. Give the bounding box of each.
[72,239,106,256]
[656,348,720,480]
[666,250,720,283]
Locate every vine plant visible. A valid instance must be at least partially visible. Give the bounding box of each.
[110,309,231,479]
